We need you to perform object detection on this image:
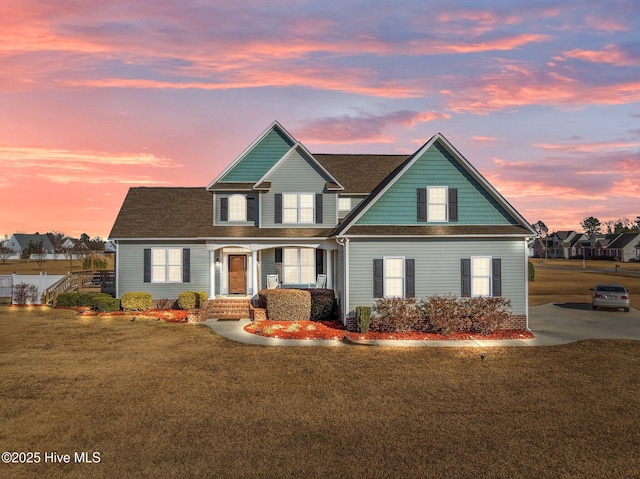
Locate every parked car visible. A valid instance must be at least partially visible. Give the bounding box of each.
[591,284,630,312]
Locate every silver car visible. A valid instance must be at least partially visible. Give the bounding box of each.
[591,284,630,312]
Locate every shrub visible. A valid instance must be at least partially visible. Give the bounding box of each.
[178,292,196,310]
[465,297,511,335]
[258,289,311,321]
[307,288,336,320]
[355,306,372,334]
[420,294,468,335]
[121,292,153,311]
[76,293,112,307]
[92,296,121,313]
[56,292,81,307]
[528,260,535,281]
[153,298,177,310]
[82,256,108,270]
[370,297,423,333]
[13,282,40,305]
[194,291,208,309]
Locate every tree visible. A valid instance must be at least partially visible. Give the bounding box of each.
[80,233,90,242]
[29,241,48,270]
[532,220,549,261]
[581,216,601,238]
[0,246,12,264]
[47,231,66,258]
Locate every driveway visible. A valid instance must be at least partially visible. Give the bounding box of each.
[528,303,640,345]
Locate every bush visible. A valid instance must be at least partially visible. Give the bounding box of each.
[82,256,108,270]
[528,260,535,281]
[194,291,208,308]
[178,292,196,310]
[355,306,372,334]
[465,297,511,335]
[420,294,467,335]
[153,298,177,310]
[77,293,112,307]
[258,289,311,321]
[56,292,81,307]
[370,297,423,333]
[13,282,40,305]
[92,296,121,313]
[307,288,336,320]
[121,292,153,311]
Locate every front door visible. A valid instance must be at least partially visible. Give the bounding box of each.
[228,255,247,294]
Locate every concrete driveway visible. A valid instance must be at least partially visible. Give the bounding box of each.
[528,303,640,345]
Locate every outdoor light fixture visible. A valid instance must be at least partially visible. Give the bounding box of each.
[215,257,220,264]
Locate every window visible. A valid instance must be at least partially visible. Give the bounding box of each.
[428,186,448,222]
[283,193,314,224]
[152,248,182,282]
[384,257,404,298]
[228,195,246,221]
[338,197,351,211]
[471,256,491,297]
[283,247,315,284]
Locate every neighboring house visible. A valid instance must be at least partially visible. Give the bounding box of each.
[549,231,583,259]
[529,237,553,258]
[603,233,640,261]
[110,121,536,329]
[6,233,55,255]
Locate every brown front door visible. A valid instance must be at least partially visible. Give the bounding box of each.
[228,255,246,294]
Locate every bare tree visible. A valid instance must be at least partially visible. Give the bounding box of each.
[29,241,48,270]
[0,246,12,264]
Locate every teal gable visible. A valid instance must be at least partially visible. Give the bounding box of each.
[356,141,517,226]
[219,127,295,182]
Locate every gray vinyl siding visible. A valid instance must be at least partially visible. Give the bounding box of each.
[261,149,337,228]
[336,243,345,317]
[260,248,276,289]
[347,238,527,316]
[214,192,259,226]
[117,241,209,298]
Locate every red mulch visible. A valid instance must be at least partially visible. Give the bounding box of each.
[245,320,534,341]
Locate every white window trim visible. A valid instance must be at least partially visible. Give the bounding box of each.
[282,193,315,224]
[383,256,405,298]
[151,247,183,283]
[427,186,448,223]
[283,247,316,284]
[228,194,247,222]
[470,255,492,297]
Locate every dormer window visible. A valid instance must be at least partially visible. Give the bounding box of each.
[228,194,246,221]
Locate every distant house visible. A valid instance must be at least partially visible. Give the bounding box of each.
[110,121,536,329]
[604,233,640,262]
[6,234,55,255]
[549,231,583,259]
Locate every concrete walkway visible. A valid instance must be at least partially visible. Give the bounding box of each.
[202,303,640,347]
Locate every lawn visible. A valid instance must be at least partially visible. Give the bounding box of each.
[1,306,639,478]
[530,260,640,309]
[0,257,114,276]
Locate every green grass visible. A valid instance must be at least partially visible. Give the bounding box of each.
[1,306,639,478]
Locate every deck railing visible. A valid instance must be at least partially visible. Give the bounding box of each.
[45,270,115,305]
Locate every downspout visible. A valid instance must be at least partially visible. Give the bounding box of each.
[336,237,350,324]
[524,238,530,331]
[115,241,120,298]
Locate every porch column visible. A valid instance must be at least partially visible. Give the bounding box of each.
[252,250,258,295]
[209,250,216,299]
[326,250,333,289]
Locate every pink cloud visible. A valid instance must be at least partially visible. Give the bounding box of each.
[472,136,498,143]
[563,44,637,66]
[296,110,450,144]
[533,140,640,153]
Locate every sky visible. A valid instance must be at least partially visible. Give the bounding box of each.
[1,0,639,240]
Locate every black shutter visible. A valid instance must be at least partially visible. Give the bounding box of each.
[405,259,415,298]
[143,248,151,283]
[275,248,283,283]
[315,193,323,224]
[316,248,323,275]
[274,193,282,224]
[182,249,190,283]
[373,259,383,298]
[220,197,228,222]
[449,188,458,222]
[246,197,255,222]
[417,188,427,222]
[461,258,471,297]
[492,258,501,297]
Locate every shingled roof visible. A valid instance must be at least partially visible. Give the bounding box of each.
[109,187,333,239]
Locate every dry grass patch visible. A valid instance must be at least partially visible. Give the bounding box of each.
[530,265,640,309]
[0,258,114,276]
[1,306,640,478]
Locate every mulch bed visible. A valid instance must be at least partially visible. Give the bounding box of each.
[245,320,534,341]
[70,307,189,322]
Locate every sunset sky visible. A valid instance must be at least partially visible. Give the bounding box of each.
[1,0,639,240]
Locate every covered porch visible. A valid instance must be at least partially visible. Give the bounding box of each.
[206,240,336,299]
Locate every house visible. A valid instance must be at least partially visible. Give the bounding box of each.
[603,233,640,262]
[109,121,535,329]
[549,231,583,259]
[6,233,55,255]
